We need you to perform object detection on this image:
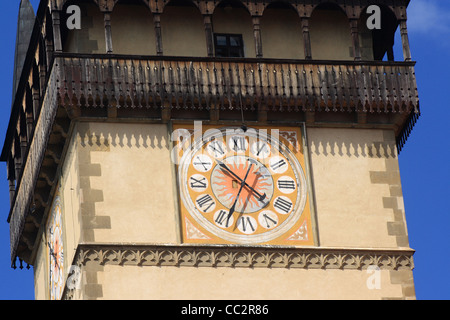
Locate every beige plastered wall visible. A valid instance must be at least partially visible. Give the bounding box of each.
[161,6,207,57]
[307,127,410,249]
[38,122,411,300]
[33,122,414,299]
[110,4,156,55]
[63,3,106,54]
[34,130,82,300]
[34,121,178,299]
[261,8,305,59]
[71,123,410,249]
[76,122,178,244]
[63,4,373,60]
[212,7,256,58]
[96,265,407,300]
[64,5,257,58]
[310,9,353,60]
[33,233,46,300]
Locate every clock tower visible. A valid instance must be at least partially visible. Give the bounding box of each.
[3,0,418,300]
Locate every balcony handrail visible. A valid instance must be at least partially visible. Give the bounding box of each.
[54,52,417,67]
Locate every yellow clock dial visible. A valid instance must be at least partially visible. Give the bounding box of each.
[177,126,313,246]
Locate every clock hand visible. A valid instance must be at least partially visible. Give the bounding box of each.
[226,163,253,225]
[48,241,60,270]
[48,241,55,257]
[215,159,267,202]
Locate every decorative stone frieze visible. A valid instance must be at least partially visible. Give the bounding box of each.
[74,243,415,270]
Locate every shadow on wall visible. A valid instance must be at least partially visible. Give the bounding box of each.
[308,130,397,159]
[77,124,170,151]
[76,122,397,160]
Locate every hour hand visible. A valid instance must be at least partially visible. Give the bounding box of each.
[215,159,241,181]
[47,242,60,269]
[215,159,232,172]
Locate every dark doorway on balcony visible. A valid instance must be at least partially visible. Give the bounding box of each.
[360,5,399,61]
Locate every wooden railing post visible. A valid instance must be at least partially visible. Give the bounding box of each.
[300,17,312,60]
[51,10,62,52]
[399,19,412,61]
[203,14,214,57]
[350,18,362,61]
[153,13,163,56]
[104,12,114,54]
[7,156,16,206]
[32,87,40,122]
[252,16,263,58]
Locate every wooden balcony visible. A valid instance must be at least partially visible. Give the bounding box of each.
[56,54,420,153]
[56,54,419,116]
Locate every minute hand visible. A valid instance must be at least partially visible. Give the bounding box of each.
[215,160,266,202]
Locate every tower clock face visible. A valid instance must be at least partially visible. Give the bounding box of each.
[46,195,64,300]
[176,125,314,245]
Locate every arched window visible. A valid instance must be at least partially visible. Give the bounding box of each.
[212,0,254,58]
[161,0,207,57]
[309,3,352,60]
[261,2,304,59]
[62,0,106,53]
[111,0,155,55]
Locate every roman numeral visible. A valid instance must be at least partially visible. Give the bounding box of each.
[255,142,268,156]
[278,180,296,190]
[271,159,287,171]
[196,194,215,212]
[214,210,231,228]
[208,141,225,156]
[237,216,256,233]
[193,156,211,171]
[261,213,277,229]
[190,176,207,189]
[231,136,247,152]
[274,197,292,214]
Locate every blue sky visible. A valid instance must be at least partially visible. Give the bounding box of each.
[0,0,448,300]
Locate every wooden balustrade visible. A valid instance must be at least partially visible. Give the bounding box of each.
[56,54,419,114]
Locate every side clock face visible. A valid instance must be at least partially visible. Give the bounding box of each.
[178,126,310,245]
[47,196,64,300]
